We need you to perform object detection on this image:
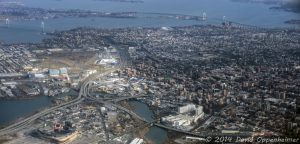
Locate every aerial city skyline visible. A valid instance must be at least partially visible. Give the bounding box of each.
[0,0,299,144]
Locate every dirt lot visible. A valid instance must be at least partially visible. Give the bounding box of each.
[36,51,105,74]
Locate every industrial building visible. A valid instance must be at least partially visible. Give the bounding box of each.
[129,138,144,144]
[59,68,68,76]
[49,69,60,77]
[48,68,69,81]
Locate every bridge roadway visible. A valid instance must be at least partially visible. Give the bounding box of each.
[0,70,114,136]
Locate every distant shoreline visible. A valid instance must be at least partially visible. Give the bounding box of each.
[231,0,300,14]
[231,0,300,27]
[285,19,300,25]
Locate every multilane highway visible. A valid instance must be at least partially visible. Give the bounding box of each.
[0,69,254,138]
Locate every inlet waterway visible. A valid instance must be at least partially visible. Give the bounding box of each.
[0,90,78,126]
[0,96,51,126]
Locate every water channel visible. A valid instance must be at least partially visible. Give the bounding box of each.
[128,100,168,144]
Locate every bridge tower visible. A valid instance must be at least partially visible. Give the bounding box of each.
[41,21,45,34]
[222,16,226,23]
[5,18,9,27]
[222,16,228,26]
[202,12,207,21]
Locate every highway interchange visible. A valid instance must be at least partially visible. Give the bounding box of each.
[0,70,113,136]
[0,69,157,137]
[0,69,254,140]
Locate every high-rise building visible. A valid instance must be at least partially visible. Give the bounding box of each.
[223,16,226,22]
[41,21,45,33]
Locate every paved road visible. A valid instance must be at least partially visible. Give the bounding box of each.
[1,69,244,138]
[0,73,26,78]
[0,84,86,136]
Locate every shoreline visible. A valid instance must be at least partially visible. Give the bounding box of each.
[285,19,300,25]
[0,95,44,101]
